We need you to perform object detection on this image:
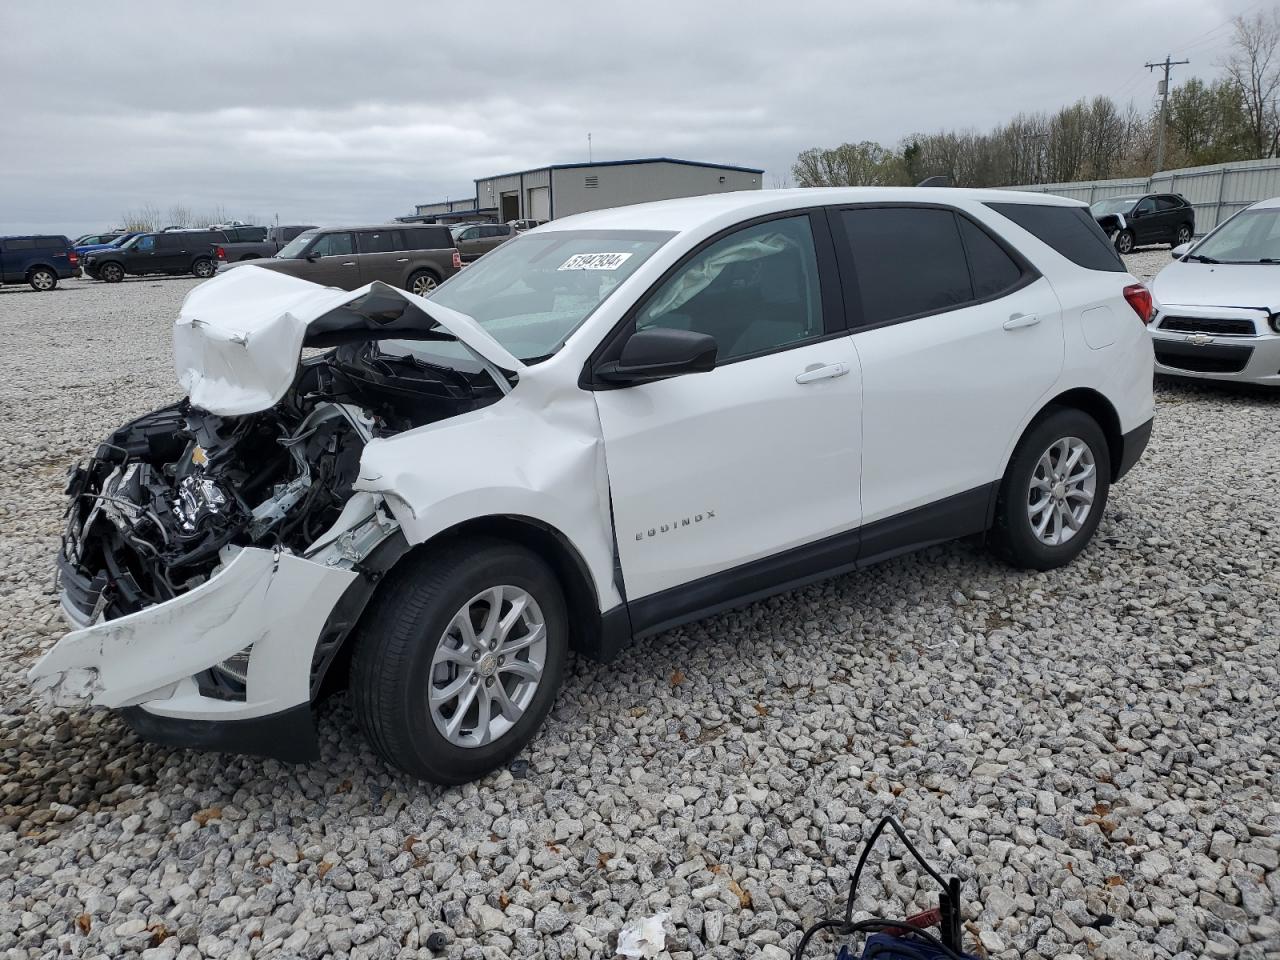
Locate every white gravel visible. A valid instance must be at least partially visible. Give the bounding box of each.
[0,264,1277,960]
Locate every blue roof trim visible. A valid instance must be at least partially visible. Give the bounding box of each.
[474,157,764,183]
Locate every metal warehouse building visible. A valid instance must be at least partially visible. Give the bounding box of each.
[408,157,763,225]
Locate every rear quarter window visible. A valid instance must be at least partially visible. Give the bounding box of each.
[5,238,35,251]
[407,227,453,250]
[986,202,1125,272]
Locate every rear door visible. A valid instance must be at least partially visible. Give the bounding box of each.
[355,229,404,285]
[305,231,360,288]
[1156,195,1184,241]
[831,204,1064,532]
[155,233,189,272]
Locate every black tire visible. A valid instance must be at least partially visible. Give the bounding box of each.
[1173,224,1192,248]
[350,538,568,784]
[1114,229,1135,254]
[191,258,215,278]
[407,269,440,297]
[989,407,1111,571]
[99,262,125,283]
[28,267,57,292]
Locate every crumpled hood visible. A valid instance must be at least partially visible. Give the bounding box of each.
[174,265,523,416]
[1153,259,1280,313]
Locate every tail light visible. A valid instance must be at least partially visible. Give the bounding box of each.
[68,251,78,265]
[452,249,462,269]
[1123,283,1154,325]
[215,246,226,261]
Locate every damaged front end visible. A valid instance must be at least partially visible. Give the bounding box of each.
[32,267,519,760]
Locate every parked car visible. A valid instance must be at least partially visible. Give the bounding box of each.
[1149,196,1280,386]
[82,230,228,282]
[73,232,126,247]
[214,224,319,263]
[510,219,547,232]
[75,232,140,262]
[452,222,515,261]
[1090,194,1194,254]
[0,235,79,290]
[217,224,460,295]
[32,188,1155,783]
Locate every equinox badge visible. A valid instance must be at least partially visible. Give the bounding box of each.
[636,510,716,540]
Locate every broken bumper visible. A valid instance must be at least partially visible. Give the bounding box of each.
[30,546,358,761]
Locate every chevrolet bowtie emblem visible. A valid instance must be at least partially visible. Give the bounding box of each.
[1185,334,1214,346]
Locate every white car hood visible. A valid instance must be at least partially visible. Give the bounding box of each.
[1153,259,1280,312]
[175,266,523,416]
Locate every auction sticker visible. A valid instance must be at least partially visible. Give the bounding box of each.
[558,252,633,271]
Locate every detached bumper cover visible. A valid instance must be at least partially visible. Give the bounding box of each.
[30,546,357,759]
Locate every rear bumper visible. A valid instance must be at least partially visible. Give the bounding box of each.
[1115,417,1153,481]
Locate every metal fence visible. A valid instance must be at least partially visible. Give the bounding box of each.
[1004,157,1280,235]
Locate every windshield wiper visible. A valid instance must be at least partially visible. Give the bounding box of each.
[1184,254,1219,263]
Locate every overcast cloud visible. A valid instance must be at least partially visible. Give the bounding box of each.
[0,0,1258,236]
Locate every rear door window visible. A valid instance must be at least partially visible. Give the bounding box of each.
[838,207,973,325]
[1156,196,1182,211]
[985,202,1125,272]
[358,231,402,254]
[5,238,35,251]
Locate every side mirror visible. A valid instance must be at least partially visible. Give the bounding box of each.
[596,328,718,385]
[1171,243,1191,259]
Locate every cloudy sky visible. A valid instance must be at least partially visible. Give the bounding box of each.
[0,0,1259,237]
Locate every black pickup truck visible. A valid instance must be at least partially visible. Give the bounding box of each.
[213,224,318,263]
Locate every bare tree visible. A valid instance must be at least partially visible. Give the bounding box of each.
[166,204,194,228]
[1223,10,1280,157]
[120,204,162,232]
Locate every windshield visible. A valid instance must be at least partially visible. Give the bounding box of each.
[1192,208,1280,263]
[1090,197,1139,217]
[116,234,142,250]
[425,229,674,361]
[108,234,133,248]
[277,231,317,259]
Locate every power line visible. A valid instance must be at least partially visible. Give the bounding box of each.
[1146,56,1191,170]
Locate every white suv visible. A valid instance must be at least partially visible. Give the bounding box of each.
[33,188,1155,783]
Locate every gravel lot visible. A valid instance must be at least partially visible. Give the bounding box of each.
[1,253,1277,960]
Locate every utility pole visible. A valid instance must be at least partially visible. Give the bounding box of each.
[1146,55,1189,173]
[588,132,592,163]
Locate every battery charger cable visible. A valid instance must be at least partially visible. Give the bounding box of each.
[791,815,981,960]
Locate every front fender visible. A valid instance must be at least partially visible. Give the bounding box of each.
[352,377,621,610]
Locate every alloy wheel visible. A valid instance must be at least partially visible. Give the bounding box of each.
[428,585,547,748]
[1115,232,1133,254]
[1177,226,1191,245]
[411,274,438,296]
[30,270,55,291]
[1027,436,1096,547]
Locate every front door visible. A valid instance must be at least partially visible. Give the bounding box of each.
[593,212,863,605]
[305,232,360,288]
[126,235,160,274]
[1130,196,1159,244]
[830,204,1064,529]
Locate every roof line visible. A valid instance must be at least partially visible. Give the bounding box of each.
[473,156,765,183]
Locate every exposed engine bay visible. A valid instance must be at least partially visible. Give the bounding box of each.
[57,341,505,634]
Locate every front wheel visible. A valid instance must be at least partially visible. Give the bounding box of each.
[1113,229,1135,254]
[350,538,568,784]
[989,408,1111,570]
[191,258,215,278]
[28,267,57,291]
[99,262,125,283]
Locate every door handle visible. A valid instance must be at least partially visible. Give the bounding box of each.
[395,257,409,263]
[341,261,357,266]
[795,362,849,384]
[1003,313,1040,330]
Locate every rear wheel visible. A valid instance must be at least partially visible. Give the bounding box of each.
[1174,224,1192,247]
[99,262,124,283]
[407,269,439,297]
[1114,229,1135,254]
[989,407,1111,570]
[28,267,57,291]
[192,258,215,278]
[350,538,568,784]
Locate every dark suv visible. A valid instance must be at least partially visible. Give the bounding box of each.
[84,230,229,282]
[1090,194,1194,253]
[220,224,461,295]
[0,235,79,291]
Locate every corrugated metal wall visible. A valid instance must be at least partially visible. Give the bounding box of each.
[1004,157,1280,234]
